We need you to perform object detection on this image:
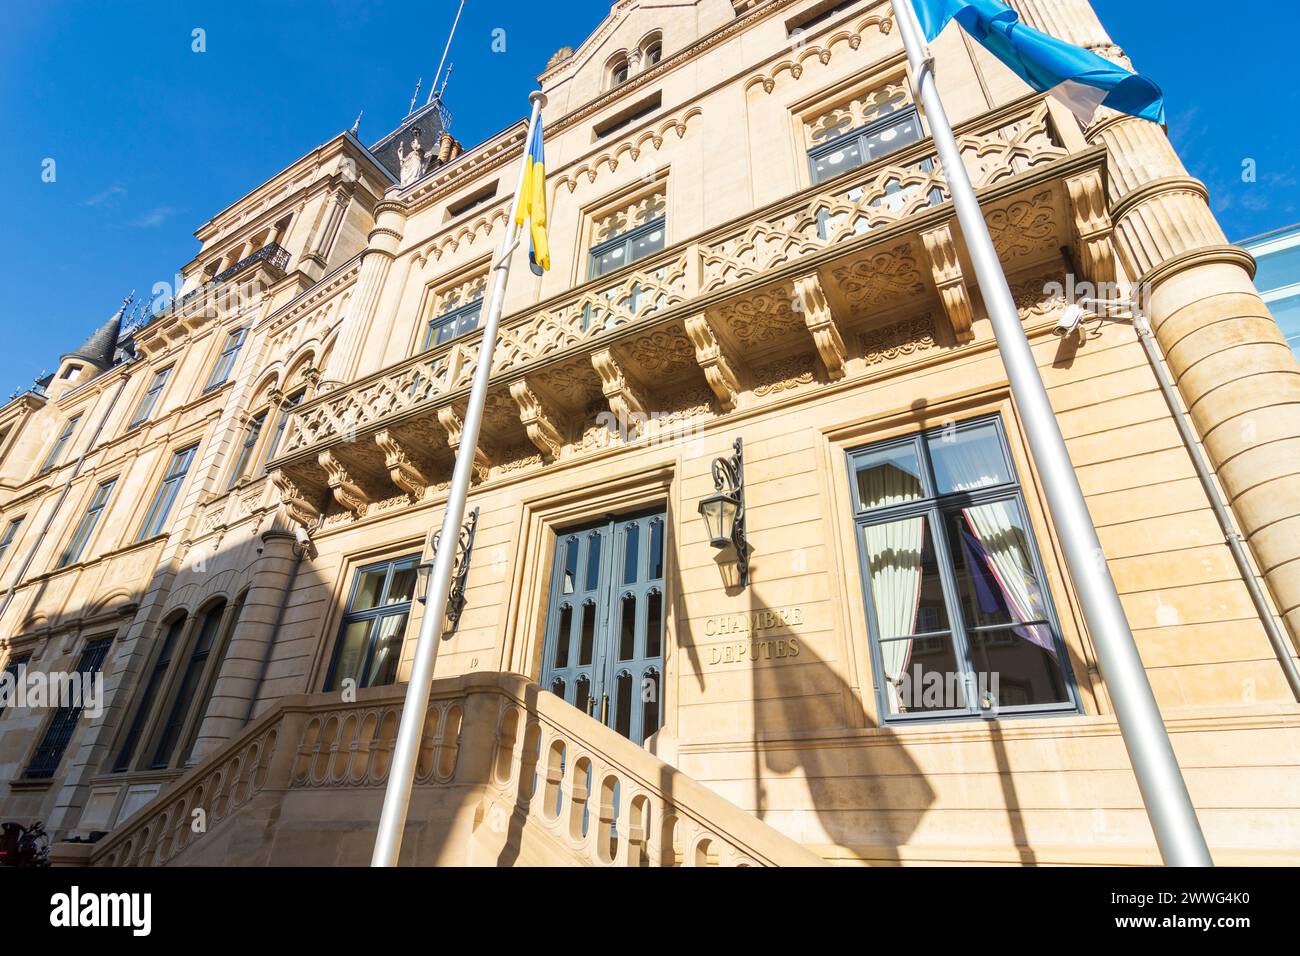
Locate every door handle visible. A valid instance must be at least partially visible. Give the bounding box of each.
[600,693,609,725]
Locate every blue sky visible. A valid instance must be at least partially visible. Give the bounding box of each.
[2,1,1296,396]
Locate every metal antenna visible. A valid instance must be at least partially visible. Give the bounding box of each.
[407,78,422,116]
[429,0,466,104]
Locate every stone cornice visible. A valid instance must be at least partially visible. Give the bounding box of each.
[195,133,388,243]
[259,258,363,336]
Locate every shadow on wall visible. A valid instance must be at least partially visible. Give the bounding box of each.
[0,526,340,839]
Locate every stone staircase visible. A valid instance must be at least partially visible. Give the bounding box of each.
[79,673,826,867]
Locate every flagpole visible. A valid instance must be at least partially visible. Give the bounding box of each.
[371,90,546,867]
[890,0,1211,866]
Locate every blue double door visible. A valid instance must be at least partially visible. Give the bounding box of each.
[540,510,666,746]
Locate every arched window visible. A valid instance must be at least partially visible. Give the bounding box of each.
[609,56,630,88]
[641,34,663,67]
[178,590,247,764]
[151,600,227,768]
[112,614,187,772]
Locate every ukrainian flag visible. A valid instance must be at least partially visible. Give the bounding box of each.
[516,118,551,276]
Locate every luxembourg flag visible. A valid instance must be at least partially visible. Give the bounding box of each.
[912,0,1165,124]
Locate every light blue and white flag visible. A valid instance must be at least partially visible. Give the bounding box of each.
[912,0,1165,124]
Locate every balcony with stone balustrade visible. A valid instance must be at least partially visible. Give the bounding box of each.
[266,95,1113,528]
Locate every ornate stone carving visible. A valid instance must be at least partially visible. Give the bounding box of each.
[684,314,744,412]
[509,379,568,462]
[805,81,911,147]
[831,243,926,308]
[437,404,492,482]
[920,223,975,344]
[270,469,322,528]
[987,190,1057,259]
[373,429,431,502]
[860,315,937,365]
[752,354,817,396]
[592,347,649,427]
[713,290,798,346]
[1065,168,1116,287]
[793,273,847,380]
[317,450,370,519]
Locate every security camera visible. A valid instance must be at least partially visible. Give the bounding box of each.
[295,525,312,550]
[1053,303,1087,338]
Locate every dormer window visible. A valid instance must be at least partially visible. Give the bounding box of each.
[61,364,82,381]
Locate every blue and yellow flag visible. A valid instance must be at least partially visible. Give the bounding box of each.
[515,118,550,276]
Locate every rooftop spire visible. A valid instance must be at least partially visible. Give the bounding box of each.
[62,291,132,371]
[407,77,422,116]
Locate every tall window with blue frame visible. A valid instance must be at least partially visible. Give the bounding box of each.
[847,416,1077,721]
[128,366,173,429]
[24,637,112,779]
[588,214,666,279]
[262,389,306,469]
[582,194,668,332]
[138,444,199,541]
[423,282,485,350]
[807,82,924,184]
[227,411,266,489]
[58,477,117,569]
[112,614,185,771]
[0,516,24,570]
[205,327,248,391]
[324,556,420,692]
[37,414,82,476]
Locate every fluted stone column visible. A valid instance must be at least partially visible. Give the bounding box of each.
[1030,0,1300,644]
[188,528,300,761]
[1009,4,1300,644]
[1010,0,1119,55]
[319,196,408,392]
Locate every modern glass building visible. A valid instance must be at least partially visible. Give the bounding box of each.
[1242,222,1300,359]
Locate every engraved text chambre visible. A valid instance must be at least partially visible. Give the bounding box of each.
[705,606,804,665]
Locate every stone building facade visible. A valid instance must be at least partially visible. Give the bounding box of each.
[1,0,1299,866]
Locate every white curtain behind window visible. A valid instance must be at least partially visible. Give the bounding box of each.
[865,516,926,713]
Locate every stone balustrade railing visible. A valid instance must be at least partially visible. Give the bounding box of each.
[273,97,1068,463]
[480,674,827,866]
[88,673,825,867]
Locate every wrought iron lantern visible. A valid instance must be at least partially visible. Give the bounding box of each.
[417,507,480,637]
[698,437,748,588]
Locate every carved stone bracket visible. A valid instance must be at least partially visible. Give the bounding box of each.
[684,313,745,412]
[592,347,650,429]
[437,403,493,482]
[317,450,371,519]
[509,378,570,462]
[270,468,323,529]
[1065,168,1116,288]
[374,428,433,502]
[920,223,975,344]
[793,274,847,380]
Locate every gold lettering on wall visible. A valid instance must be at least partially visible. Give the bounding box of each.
[703,606,804,665]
